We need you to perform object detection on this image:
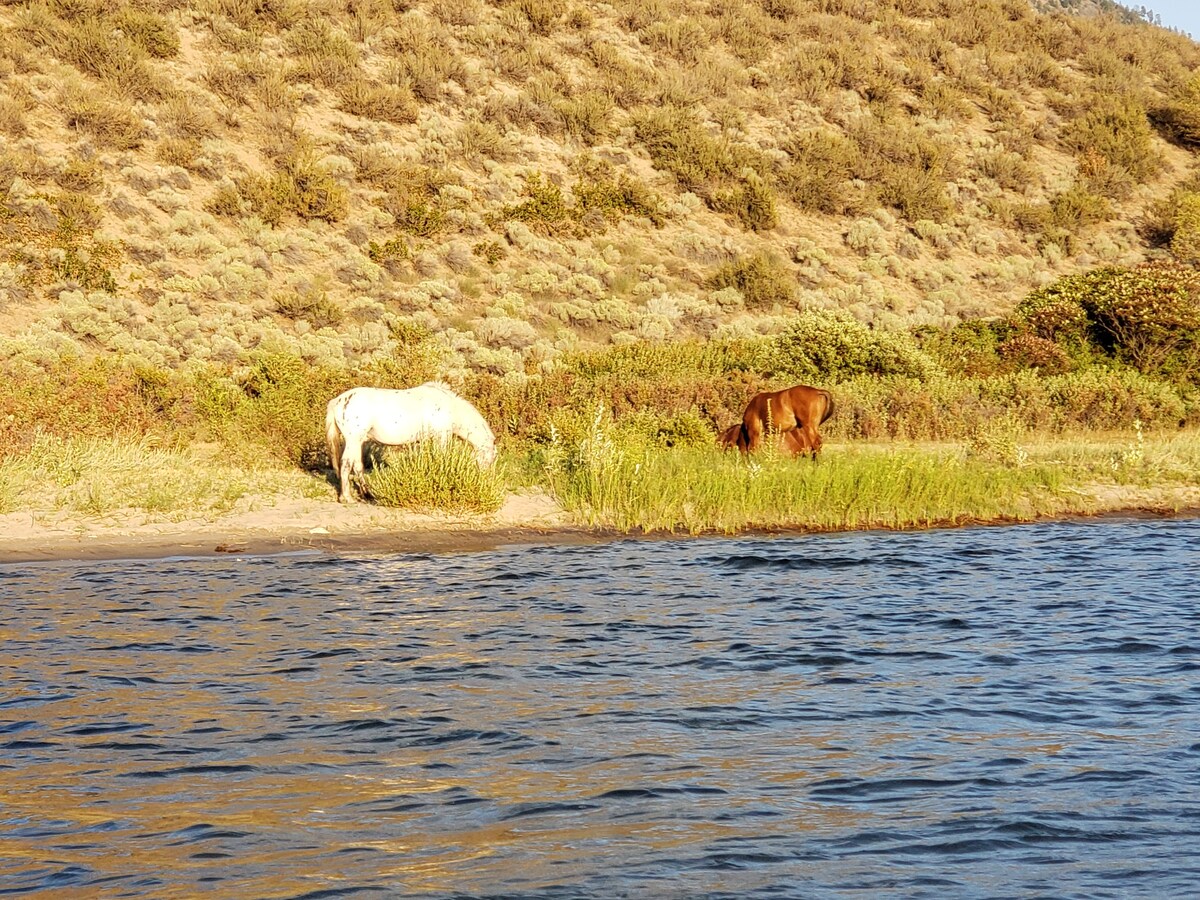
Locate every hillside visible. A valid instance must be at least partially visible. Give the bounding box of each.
[2,0,1200,382]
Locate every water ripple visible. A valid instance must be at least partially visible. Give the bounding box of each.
[1,518,1198,898]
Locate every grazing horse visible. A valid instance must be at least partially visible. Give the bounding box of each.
[740,384,834,458]
[325,382,497,503]
[718,423,816,457]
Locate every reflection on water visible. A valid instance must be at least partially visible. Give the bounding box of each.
[2,520,1199,898]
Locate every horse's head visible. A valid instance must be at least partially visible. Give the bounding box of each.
[476,440,498,467]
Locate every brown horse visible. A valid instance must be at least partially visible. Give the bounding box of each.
[740,384,834,458]
[718,423,816,457]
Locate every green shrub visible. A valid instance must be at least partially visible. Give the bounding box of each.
[632,105,774,230]
[996,334,1073,375]
[274,285,344,329]
[392,200,446,237]
[916,319,1009,377]
[1044,368,1189,430]
[511,0,566,35]
[54,158,104,193]
[457,119,512,161]
[978,148,1035,192]
[362,440,504,512]
[336,79,418,124]
[1013,275,1094,347]
[1014,264,1200,381]
[2,197,122,292]
[778,130,858,214]
[1061,96,1162,183]
[554,92,613,144]
[472,240,506,264]
[112,8,180,58]
[706,253,797,309]
[850,116,957,221]
[573,159,665,226]
[1167,191,1200,265]
[156,137,202,169]
[0,357,165,457]
[493,172,577,236]
[368,237,410,264]
[60,87,145,149]
[1049,183,1111,232]
[637,409,718,449]
[1081,263,1200,379]
[1012,182,1111,252]
[284,20,360,87]
[824,368,1192,439]
[210,149,349,226]
[769,310,944,382]
[711,169,778,232]
[1151,73,1200,148]
[640,20,708,63]
[55,18,165,100]
[632,105,733,192]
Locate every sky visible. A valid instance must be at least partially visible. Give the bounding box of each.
[1140,1,1200,38]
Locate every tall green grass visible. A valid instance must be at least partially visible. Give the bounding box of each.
[541,419,1068,533]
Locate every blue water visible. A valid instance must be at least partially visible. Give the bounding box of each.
[1,519,1199,898]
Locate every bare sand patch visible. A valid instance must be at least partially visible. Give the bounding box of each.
[0,483,1196,565]
[0,489,588,563]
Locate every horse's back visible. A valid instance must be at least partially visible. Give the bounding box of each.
[782,384,834,422]
[329,383,493,448]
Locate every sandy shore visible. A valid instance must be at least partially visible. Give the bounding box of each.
[1,484,1197,564]
[0,489,602,563]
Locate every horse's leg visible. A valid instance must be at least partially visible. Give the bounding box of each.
[800,423,821,459]
[803,392,831,459]
[339,437,363,503]
[327,431,343,497]
[736,423,750,454]
[743,413,765,452]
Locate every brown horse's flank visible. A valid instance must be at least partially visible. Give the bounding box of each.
[739,384,834,458]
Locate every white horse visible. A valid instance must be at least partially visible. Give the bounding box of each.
[325,382,497,503]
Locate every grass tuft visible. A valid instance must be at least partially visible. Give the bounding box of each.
[362,440,505,513]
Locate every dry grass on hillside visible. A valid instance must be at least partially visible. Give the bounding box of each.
[1,0,1199,381]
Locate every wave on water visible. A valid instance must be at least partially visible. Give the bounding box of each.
[1,519,1198,898]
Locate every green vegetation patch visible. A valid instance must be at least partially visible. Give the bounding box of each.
[541,428,1067,534]
[632,105,776,231]
[207,148,348,226]
[361,440,505,513]
[705,253,797,309]
[0,433,248,517]
[490,164,664,236]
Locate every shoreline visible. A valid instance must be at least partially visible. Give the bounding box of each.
[2,488,1197,565]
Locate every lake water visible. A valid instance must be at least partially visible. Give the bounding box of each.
[2,520,1199,898]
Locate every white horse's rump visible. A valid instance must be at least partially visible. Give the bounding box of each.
[325,382,497,503]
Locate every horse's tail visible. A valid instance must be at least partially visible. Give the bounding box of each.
[325,397,345,472]
[819,389,835,425]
